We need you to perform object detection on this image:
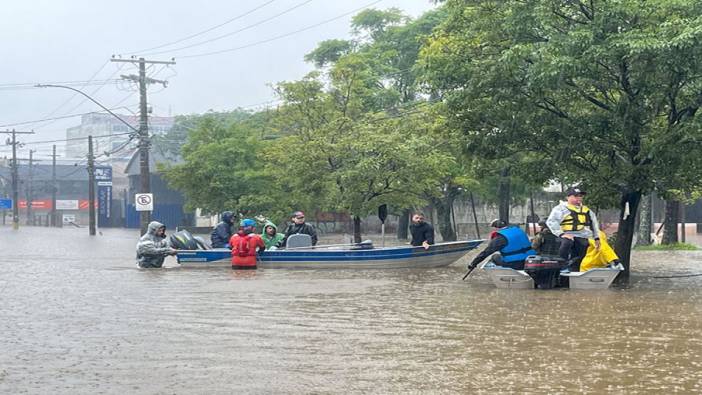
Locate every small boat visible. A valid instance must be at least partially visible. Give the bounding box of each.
[175,240,483,269]
[482,261,624,289]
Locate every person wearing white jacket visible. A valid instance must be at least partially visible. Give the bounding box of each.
[546,187,600,271]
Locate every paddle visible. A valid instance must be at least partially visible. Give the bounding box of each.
[462,264,477,281]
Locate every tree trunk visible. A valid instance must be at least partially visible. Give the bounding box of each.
[469,192,481,239]
[636,194,652,246]
[497,167,511,223]
[397,209,410,240]
[433,196,457,242]
[662,199,679,245]
[614,190,641,283]
[353,215,362,244]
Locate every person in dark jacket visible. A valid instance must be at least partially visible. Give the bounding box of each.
[136,221,177,268]
[280,211,318,247]
[211,211,235,248]
[409,212,435,249]
[531,220,561,257]
[467,219,536,270]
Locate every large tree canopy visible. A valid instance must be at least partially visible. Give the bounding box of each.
[421,0,702,274]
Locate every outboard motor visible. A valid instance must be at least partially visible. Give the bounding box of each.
[524,255,567,289]
[169,229,200,250]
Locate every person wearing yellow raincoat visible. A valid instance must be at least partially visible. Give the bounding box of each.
[579,230,620,271]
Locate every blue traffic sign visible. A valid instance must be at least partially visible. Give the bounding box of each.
[0,198,12,210]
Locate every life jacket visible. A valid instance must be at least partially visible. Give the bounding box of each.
[497,226,537,264]
[560,204,593,232]
[233,234,256,257]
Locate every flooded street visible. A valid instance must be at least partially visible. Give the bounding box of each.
[1,227,701,394]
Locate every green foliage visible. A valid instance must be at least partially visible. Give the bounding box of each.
[159,111,275,216]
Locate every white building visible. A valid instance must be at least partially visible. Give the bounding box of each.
[65,112,174,160]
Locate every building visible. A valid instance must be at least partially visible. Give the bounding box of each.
[0,161,101,226]
[123,149,194,229]
[65,112,174,159]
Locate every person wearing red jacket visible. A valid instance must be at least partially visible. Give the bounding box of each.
[229,219,265,270]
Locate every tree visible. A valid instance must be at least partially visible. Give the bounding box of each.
[160,111,274,216]
[421,0,702,278]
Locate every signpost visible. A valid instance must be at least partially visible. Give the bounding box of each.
[378,204,388,247]
[135,193,153,212]
[95,166,112,227]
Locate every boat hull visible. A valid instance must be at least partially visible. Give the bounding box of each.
[176,240,483,269]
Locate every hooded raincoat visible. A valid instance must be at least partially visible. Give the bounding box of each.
[136,221,173,268]
[261,221,284,249]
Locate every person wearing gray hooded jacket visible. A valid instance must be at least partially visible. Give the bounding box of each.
[136,221,177,268]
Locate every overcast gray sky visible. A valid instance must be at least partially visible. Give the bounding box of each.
[0,0,436,159]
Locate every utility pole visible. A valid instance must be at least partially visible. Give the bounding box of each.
[88,135,96,236]
[2,129,34,230]
[111,56,175,234]
[26,149,35,225]
[51,145,57,227]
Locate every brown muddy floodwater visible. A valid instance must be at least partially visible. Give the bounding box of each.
[1,227,701,394]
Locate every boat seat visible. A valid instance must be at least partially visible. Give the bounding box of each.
[286,234,313,248]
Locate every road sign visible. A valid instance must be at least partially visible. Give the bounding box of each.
[62,214,76,224]
[135,193,153,211]
[0,198,12,210]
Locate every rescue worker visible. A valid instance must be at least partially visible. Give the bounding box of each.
[580,229,621,271]
[409,212,435,250]
[281,211,318,247]
[229,219,266,270]
[467,219,536,270]
[546,187,601,272]
[211,211,235,248]
[531,220,561,257]
[261,220,284,250]
[136,221,177,268]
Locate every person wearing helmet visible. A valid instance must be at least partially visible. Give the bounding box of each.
[281,211,318,247]
[229,219,265,270]
[467,219,536,271]
[136,221,177,268]
[211,211,235,249]
[531,220,561,257]
[546,187,600,271]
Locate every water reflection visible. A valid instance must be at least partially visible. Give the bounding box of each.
[0,227,700,393]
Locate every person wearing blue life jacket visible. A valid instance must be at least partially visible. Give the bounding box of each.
[467,219,536,270]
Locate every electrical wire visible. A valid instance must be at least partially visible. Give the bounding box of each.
[0,101,139,128]
[139,0,315,57]
[178,0,384,59]
[29,60,110,121]
[124,0,278,55]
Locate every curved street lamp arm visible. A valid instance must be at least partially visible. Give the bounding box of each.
[35,84,140,134]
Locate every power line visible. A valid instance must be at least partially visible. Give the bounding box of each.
[139,0,315,57]
[179,0,384,59]
[29,60,110,122]
[124,0,279,55]
[0,79,121,91]
[0,101,138,128]
[19,131,134,146]
[32,63,129,131]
